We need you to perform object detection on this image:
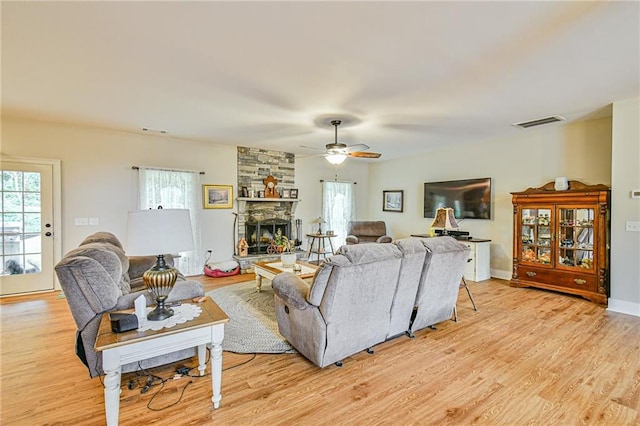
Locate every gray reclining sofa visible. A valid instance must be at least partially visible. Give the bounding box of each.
[272,237,470,367]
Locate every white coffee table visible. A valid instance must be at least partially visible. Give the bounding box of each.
[254,260,318,292]
[94,297,229,426]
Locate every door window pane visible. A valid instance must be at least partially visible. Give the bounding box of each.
[24,193,41,212]
[3,192,22,212]
[2,171,22,191]
[23,172,40,192]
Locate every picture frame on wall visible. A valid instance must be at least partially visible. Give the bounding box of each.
[282,189,291,198]
[290,188,298,199]
[203,184,233,209]
[383,190,404,212]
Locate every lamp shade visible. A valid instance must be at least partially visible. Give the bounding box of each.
[126,209,194,255]
[312,216,326,224]
[430,207,459,230]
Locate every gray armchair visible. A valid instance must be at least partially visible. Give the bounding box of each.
[272,243,403,367]
[55,232,204,377]
[345,221,392,245]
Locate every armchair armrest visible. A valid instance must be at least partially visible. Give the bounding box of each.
[345,235,359,245]
[376,235,392,243]
[272,272,312,310]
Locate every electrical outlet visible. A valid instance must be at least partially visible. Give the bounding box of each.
[626,221,640,232]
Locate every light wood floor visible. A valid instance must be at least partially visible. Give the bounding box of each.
[1,275,639,425]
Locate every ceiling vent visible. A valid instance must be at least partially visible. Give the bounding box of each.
[512,115,566,129]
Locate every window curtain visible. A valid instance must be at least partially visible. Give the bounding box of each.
[138,168,201,276]
[322,181,355,248]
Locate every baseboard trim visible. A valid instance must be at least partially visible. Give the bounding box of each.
[607,298,640,317]
[490,269,512,281]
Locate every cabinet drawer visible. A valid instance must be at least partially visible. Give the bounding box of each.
[517,266,597,293]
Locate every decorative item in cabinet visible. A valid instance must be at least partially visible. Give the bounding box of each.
[511,180,610,305]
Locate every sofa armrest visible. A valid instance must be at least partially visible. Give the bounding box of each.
[272,272,312,310]
[345,235,359,245]
[113,279,204,311]
[376,235,392,244]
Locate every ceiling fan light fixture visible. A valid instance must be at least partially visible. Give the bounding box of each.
[326,153,347,164]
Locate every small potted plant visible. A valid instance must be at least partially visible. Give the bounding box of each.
[275,229,296,267]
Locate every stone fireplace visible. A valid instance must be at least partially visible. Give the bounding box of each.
[236,147,299,255]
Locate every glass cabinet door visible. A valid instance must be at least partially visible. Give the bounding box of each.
[520,207,552,266]
[557,207,595,271]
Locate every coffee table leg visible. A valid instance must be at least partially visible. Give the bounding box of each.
[102,351,122,426]
[211,325,224,409]
[197,344,206,376]
[255,273,263,292]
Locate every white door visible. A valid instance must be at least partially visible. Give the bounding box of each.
[1,161,55,295]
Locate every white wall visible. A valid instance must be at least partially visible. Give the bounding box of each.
[1,116,238,267]
[367,117,612,280]
[610,98,640,316]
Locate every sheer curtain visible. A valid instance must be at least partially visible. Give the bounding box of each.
[138,168,201,276]
[322,181,355,248]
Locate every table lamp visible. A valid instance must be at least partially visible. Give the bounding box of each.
[430,207,459,235]
[126,208,194,321]
[312,216,326,234]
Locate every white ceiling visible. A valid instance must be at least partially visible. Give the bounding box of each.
[2,1,639,161]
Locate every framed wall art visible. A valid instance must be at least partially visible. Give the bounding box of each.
[203,184,233,209]
[383,190,404,212]
[290,188,298,199]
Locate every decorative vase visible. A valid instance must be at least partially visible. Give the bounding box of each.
[554,177,569,191]
[281,253,296,267]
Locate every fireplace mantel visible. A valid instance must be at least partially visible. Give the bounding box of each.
[236,197,301,216]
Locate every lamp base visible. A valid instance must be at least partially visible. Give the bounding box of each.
[147,304,174,321]
[143,254,178,321]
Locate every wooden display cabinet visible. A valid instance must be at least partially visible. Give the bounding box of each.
[511,181,610,305]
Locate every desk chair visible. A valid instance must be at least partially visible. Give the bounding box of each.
[453,259,478,322]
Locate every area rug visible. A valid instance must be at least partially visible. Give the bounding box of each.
[207,280,295,354]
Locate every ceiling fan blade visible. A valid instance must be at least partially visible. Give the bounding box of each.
[349,151,381,158]
[344,143,369,153]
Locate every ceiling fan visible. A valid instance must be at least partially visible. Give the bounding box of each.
[315,120,382,164]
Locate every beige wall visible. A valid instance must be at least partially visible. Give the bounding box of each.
[295,155,370,242]
[367,117,613,279]
[1,116,238,266]
[610,98,640,315]
[4,113,635,313]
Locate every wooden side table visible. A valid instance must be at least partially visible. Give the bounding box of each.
[306,234,337,262]
[94,297,229,426]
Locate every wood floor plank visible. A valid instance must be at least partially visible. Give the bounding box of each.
[1,276,639,425]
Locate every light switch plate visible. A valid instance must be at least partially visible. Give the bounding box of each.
[632,190,640,199]
[74,217,88,226]
[89,217,99,225]
[626,221,640,232]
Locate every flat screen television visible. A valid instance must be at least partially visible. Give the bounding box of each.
[423,177,492,219]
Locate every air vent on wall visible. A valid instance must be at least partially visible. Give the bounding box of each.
[512,115,566,129]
